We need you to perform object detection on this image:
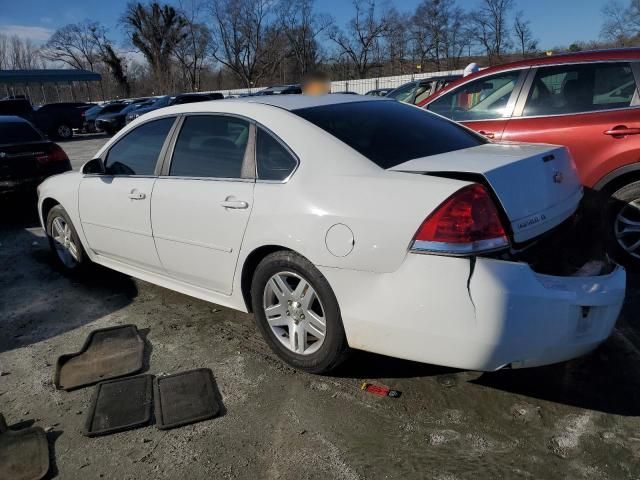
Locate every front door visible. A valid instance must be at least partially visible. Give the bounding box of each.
[151,114,255,294]
[79,117,176,272]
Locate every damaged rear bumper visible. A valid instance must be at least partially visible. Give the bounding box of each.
[319,254,625,371]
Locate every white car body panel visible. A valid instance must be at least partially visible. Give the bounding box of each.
[37,95,626,371]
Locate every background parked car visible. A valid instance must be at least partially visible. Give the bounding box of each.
[0,98,92,140]
[95,98,153,134]
[82,101,127,133]
[0,115,71,199]
[420,48,640,268]
[386,74,461,105]
[254,84,302,95]
[125,92,223,124]
[365,88,393,96]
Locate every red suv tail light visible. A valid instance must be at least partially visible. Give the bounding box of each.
[36,144,69,165]
[410,183,509,255]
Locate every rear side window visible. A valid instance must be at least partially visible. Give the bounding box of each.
[0,121,42,144]
[293,100,485,169]
[428,70,522,121]
[170,115,250,178]
[105,117,174,175]
[256,128,297,181]
[523,62,637,116]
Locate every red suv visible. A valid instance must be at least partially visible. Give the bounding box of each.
[420,49,640,267]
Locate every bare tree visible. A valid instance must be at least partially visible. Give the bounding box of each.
[471,0,514,62]
[0,34,8,69]
[8,36,43,69]
[209,0,286,88]
[278,0,332,77]
[412,0,471,71]
[42,21,103,70]
[122,1,188,92]
[175,0,212,91]
[601,0,640,44]
[513,12,537,56]
[328,0,390,79]
[384,7,410,74]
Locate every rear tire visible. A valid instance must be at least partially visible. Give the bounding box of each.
[251,250,350,373]
[606,180,640,270]
[52,123,73,140]
[46,205,88,273]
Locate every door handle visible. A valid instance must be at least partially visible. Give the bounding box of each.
[128,190,146,200]
[478,130,495,139]
[604,126,640,137]
[220,199,249,209]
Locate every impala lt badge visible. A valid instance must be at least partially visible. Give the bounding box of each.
[553,171,564,184]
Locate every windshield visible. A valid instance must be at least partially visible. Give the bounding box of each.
[150,96,172,108]
[121,101,151,114]
[293,100,485,169]
[0,121,42,144]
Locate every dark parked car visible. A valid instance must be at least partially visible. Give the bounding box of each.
[255,84,302,95]
[365,88,393,96]
[95,98,153,134]
[125,92,224,124]
[82,102,127,133]
[386,74,461,105]
[0,98,92,140]
[0,116,71,198]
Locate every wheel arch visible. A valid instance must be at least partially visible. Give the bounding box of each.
[594,164,640,194]
[40,197,60,229]
[240,245,294,312]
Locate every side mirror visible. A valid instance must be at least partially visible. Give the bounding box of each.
[82,158,105,175]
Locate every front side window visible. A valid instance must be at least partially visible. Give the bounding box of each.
[105,117,174,175]
[256,128,297,181]
[523,62,637,117]
[428,70,522,121]
[294,100,485,170]
[170,115,250,178]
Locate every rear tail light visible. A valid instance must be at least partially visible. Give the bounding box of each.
[36,144,69,165]
[410,183,509,255]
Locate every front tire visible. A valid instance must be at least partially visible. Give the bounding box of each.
[251,251,350,373]
[46,205,88,273]
[606,180,640,270]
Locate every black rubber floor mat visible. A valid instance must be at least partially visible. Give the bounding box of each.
[84,374,154,437]
[154,369,220,430]
[55,324,145,390]
[0,414,49,480]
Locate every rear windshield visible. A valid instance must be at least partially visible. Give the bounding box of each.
[293,100,485,169]
[0,121,42,144]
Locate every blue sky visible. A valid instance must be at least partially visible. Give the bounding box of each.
[0,0,610,50]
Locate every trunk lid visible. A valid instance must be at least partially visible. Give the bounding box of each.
[0,141,52,180]
[390,143,583,243]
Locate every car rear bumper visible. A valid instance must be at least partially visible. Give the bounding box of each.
[319,255,625,371]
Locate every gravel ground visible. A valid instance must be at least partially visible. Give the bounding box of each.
[1,137,640,479]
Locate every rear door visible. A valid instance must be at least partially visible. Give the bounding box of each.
[502,61,640,187]
[150,114,255,294]
[426,69,528,141]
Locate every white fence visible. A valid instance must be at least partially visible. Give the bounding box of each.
[203,70,464,97]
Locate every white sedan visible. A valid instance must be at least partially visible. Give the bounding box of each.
[37,94,626,373]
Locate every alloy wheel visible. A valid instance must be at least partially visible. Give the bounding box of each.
[614,198,640,260]
[51,216,79,268]
[262,271,327,355]
[57,124,72,139]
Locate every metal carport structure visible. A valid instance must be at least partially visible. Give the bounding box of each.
[0,69,102,104]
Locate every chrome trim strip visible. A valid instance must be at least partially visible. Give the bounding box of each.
[410,237,509,256]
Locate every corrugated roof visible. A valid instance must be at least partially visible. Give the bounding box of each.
[0,69,101,84]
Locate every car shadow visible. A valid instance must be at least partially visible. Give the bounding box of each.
[0,197,138,355]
